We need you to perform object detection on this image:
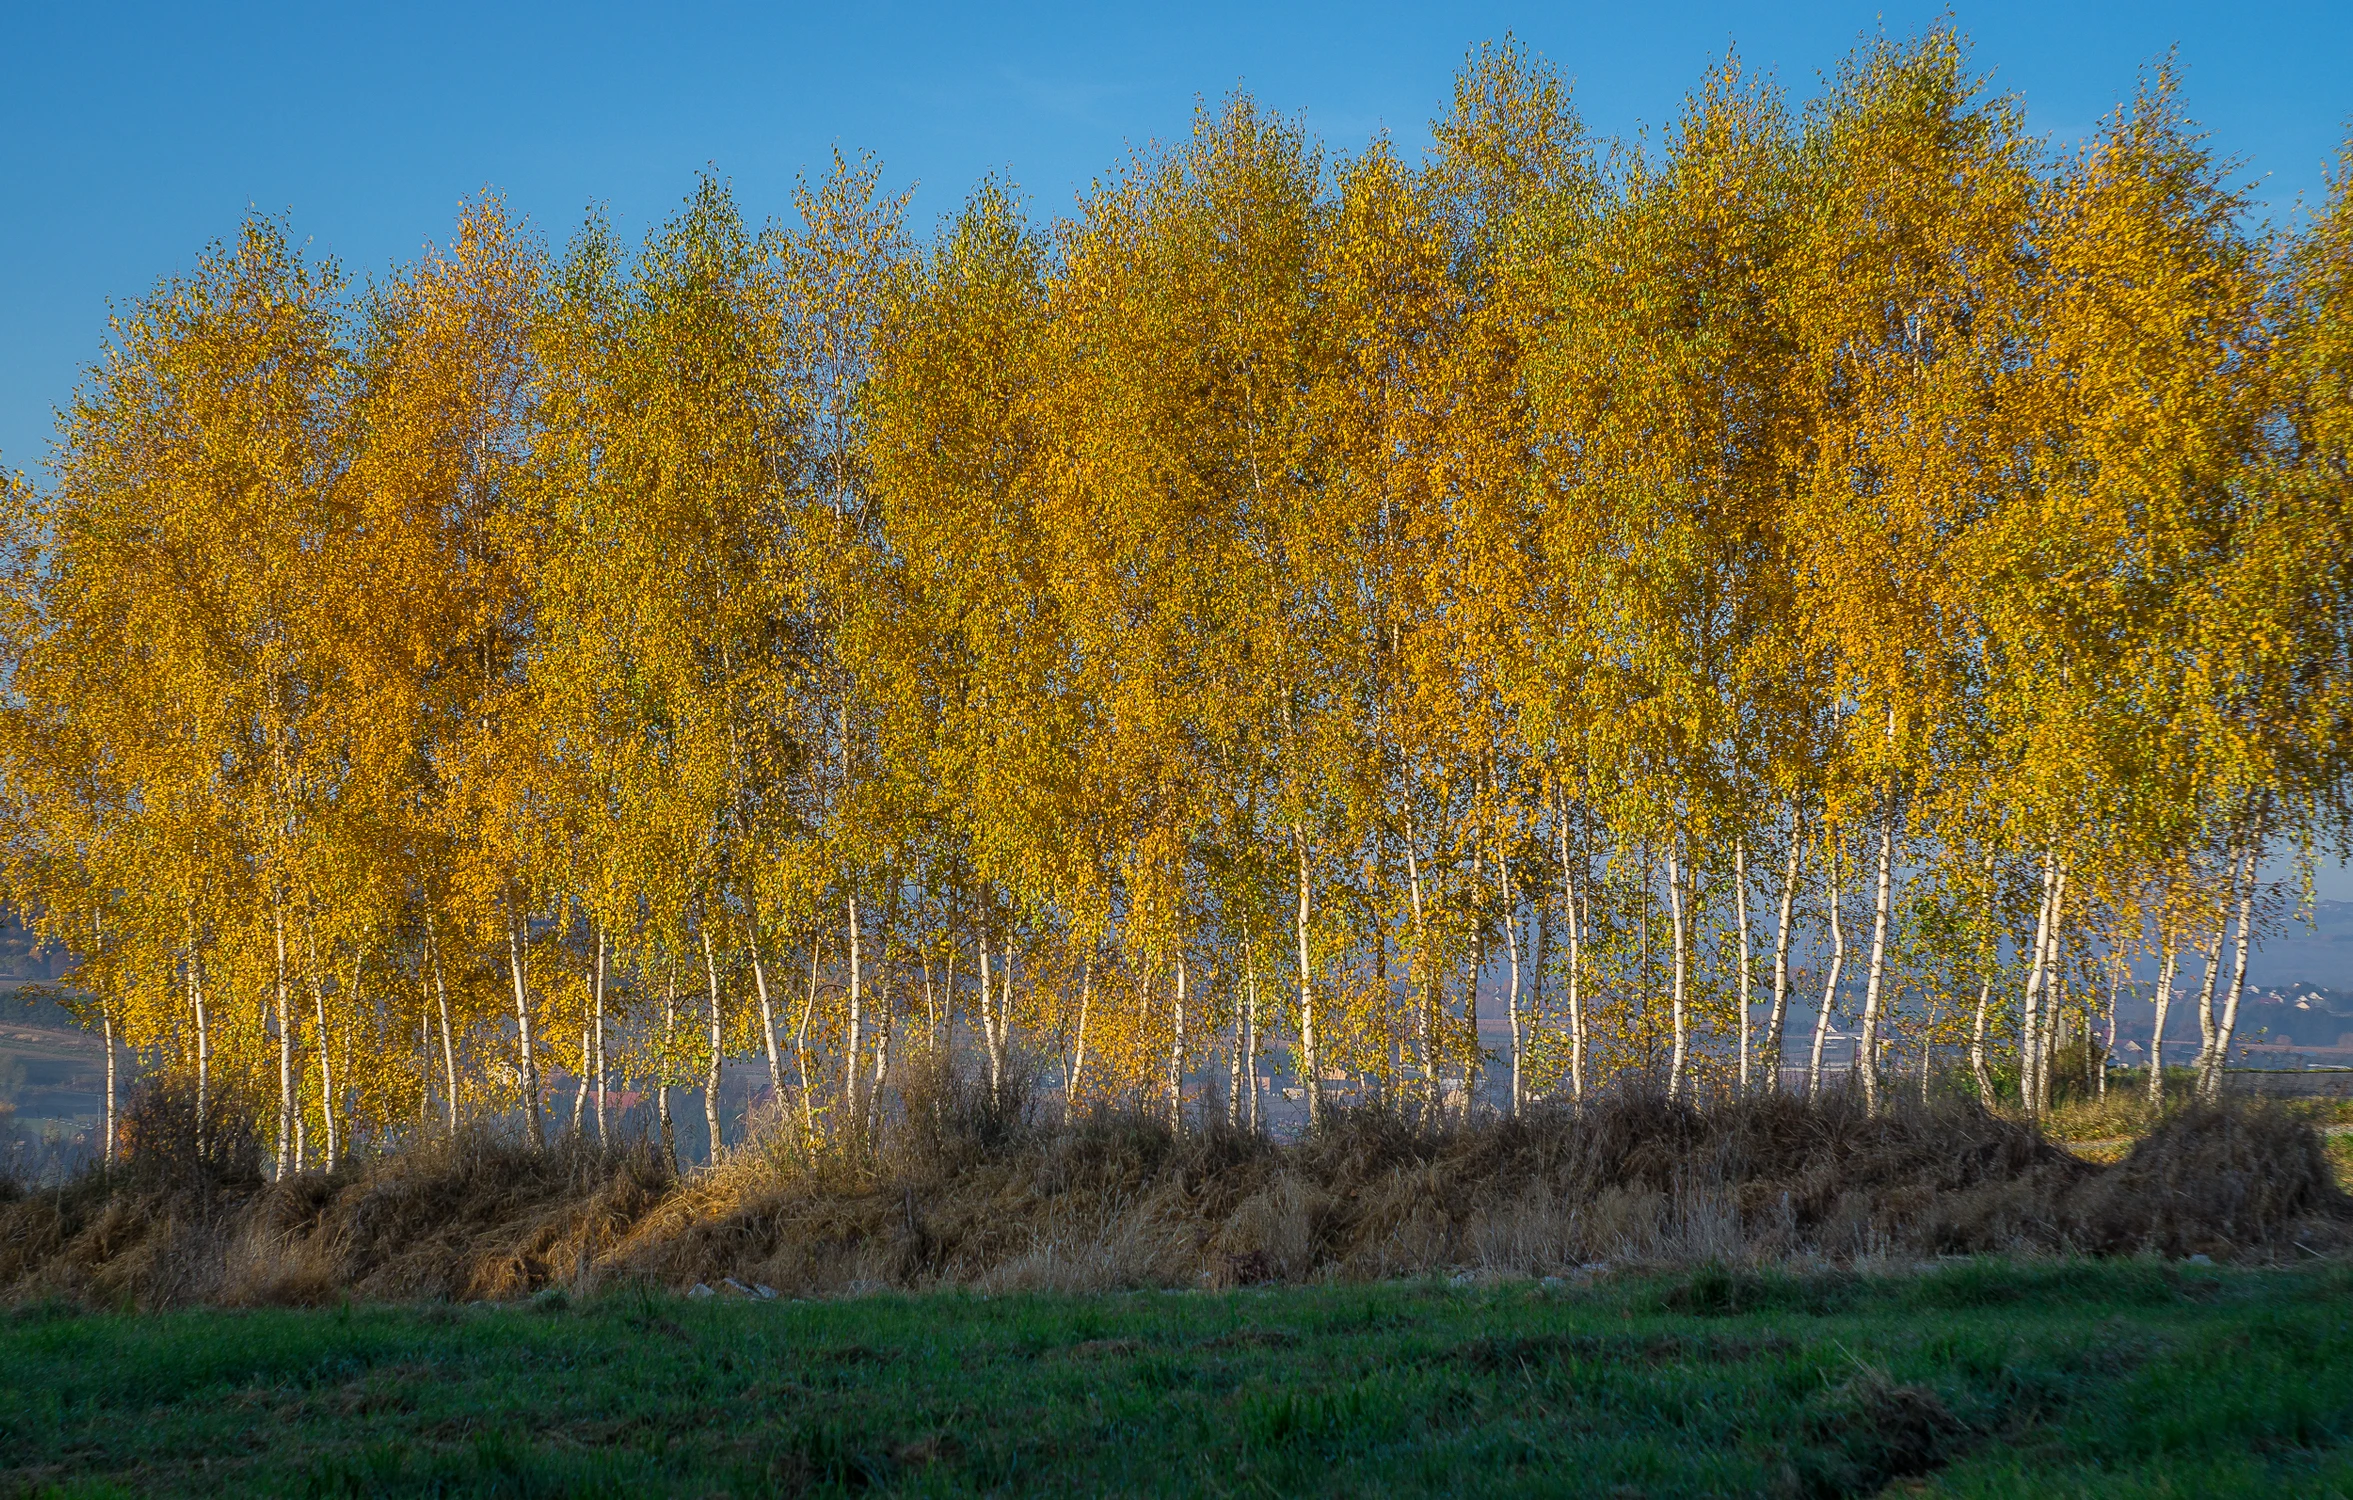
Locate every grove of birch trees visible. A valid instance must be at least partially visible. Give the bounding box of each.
[5,32,2351,1175]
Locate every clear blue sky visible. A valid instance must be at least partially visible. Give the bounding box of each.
[4,2,2349,477]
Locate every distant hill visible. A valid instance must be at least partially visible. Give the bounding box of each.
[2244,899,2353,990]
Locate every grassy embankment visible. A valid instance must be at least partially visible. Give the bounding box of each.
[8,1087,2352,1494]
[5,1259,2351,1497]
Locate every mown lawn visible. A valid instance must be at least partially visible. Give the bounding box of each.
[4,1261,2351,1497]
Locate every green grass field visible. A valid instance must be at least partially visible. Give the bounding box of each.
[5,1261,2351,1497]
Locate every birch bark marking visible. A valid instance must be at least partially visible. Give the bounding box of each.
[2099,961,2121,1100]
[2035,861,2071,1112]
[508,911,543,1150]
[592,922,608,1143]
[1226,958,1243,1129]
[870,932,893,1136]
[700,923,724,1162]
[101,1002,115,1168]
[190,954,213,1151]
[1558,804,1586,1104]
[748,919,782,1102]
[846,891,864,1127]
[1807,844,1844,1100]
[427,934,456,1131]
[1169,956,1187,1132]
[1405,819,1434,1106]
[1665,839,1690,1101]
[978,927,1000,1106]
[1245,940,1262,1131]
[994,942,1016,1105]
[796,938,823,1141]
[571,1025,591,1133]
[1068,957,1092,1108]
[1501,844,1523,1116]
[1970,974,1995,1106]
[1294,825,1321,1131]
[2204,846,2257,1101]
[2190,932,2222,1083]
[1766,822,1800,1095]
[308,930,337,1168]
[1968,850,1995,1107]
[1858,801,1896,1114]
[659,963,677,1168]
[2020,852,2056,1117]
[274,899,293,1177]
[2146,941,2179,1104]
[1734,840,1753,1096]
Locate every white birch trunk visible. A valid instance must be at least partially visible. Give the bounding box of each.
[2020,852,2057,1116]
[102,1004,115,1169]
[748,920,782,1101]
[1170,956,1187,1132]
[978,926,1001,1106]
[1970,975,1995,1106]
[2204,847,2257,1101]
[191,956,212,1154]
[1767,825,1800,1095]
[1665,839,1690,1101]
[592,923,608,1143]
[701,923,724,1162]
[1808,847,1844,1100]
[2147,942,2178,1104]
[274,901,293,1179]
[1858,802,1896,1114]
[508,913,543,1150]
[1069,958,1092,1110]
[1294,828,1322,1131]
[431,934,457,1132]
[1558,807,1585,1104]
[2191,934,2222,1082]
[2037,862,2071,1112]
[659,965,676,1168]
[1734,839,1753,1097]
[846,891,864,1128]
[797,938,822,1142]
[312,972,337,1170]
[572,1026,590,1133]
[1405,824,1435,1107]
[1501,849,1523,1116]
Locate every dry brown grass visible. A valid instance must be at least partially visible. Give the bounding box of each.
[5,1079,2347,1308]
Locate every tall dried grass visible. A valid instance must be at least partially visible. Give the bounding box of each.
[4,1071,2345,1308]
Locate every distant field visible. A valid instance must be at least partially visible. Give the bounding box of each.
[4,1262,2350,1497]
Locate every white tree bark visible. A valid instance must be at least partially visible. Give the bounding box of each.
[275,900,293,1177]
[701,922,724,1162]
[1734,839,1753,1096]
[2020,852,2057,1116]
[2146,941,2178,1104]
[1170,956,1187,1132]
[1808,846,1844,1100]
[592,922,608,1143]
[1766,821,1800,1096]
[508,910,542,1150]
[1501,845,1523,1116]
[1295,826,1322,1131]
[1560,805,1586,1104]
[1858,801,1897,1113]
[1666,839,1690,1101]
[748,918,782,1102]
[2204,846,2258,1101]
[428,924,456,1132]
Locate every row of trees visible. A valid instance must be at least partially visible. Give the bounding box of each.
[4,31,2349,1176]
